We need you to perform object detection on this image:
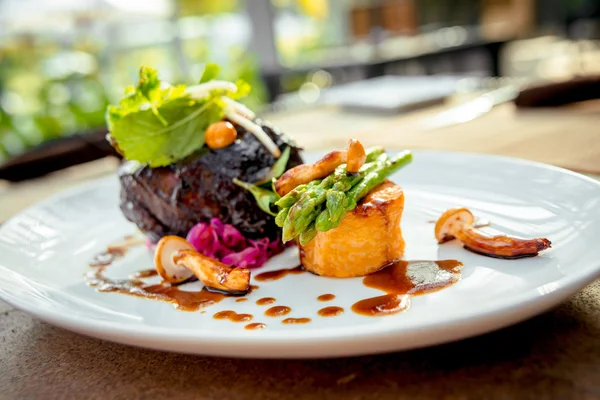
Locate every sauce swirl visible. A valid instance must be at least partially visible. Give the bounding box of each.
[352,260,462,317]
[363,260,462,295]
[87,269,226,312]
[89,235,145,267]
[130,269,158,279]
[254,266,305,282]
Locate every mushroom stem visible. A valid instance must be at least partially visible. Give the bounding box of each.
[173,250,251,294]
[435,208,551,259]
[453,225,551,259]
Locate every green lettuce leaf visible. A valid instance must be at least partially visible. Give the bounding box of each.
[106,65,249,167]
[199,63,220,83]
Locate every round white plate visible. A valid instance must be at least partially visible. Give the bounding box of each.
[1,150,599,359]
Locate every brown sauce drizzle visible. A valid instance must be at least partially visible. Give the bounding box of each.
[282,318,311,324]
[256,297,276,306]
[352,294,410,316]
[245,322,267,330]
[89,235,144,267]
[89,247,125,267]
[265,306,291,317]
[88,236,463,322]
[86,236,254,314]
[254,265,304,282]
[236,298,248,303]
[318,306,344,317]
[317,294,335,302]
[86,268,227,312]
[363,260,463,296]
[352,260,462,317]
[130,269,158,279]
[213,310,253,322]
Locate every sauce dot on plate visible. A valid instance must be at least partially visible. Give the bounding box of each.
[282,318,311,324]
[256,297,276,306]
[265,306,291,317]
[318,306,344,317]
[245,323,267,330]
[317,294,335,302]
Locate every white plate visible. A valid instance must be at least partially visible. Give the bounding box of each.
[1,150,599,359]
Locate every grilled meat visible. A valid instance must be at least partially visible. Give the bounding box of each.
[118,118,303,242]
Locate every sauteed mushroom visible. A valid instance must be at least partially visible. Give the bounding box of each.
[275,150,348,196]
[435,208,551,259]
[154,236,251,293]
[346,139,366,174]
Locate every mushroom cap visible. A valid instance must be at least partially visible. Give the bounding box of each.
[154,235,196,283]
[434,207,475,243]
[346,139,366,174]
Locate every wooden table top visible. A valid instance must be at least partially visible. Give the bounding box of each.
[1,98,599,399]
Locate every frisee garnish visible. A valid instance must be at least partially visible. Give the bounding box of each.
[105,64,250,167]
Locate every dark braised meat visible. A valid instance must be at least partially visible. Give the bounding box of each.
[118,119,303,242]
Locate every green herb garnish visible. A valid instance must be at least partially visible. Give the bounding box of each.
[106,64,250,167]
[233,178,280,217]
[255,146,291,185]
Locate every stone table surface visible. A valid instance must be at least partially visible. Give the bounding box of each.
[1,100,600,399]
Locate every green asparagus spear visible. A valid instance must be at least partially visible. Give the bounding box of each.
[315,208,330,232]
[283,155,389,240]
[275,147,382,209]
[278,148,412,243]
[299,222,318,246]
[364,146,385,162]
[316,190,346,231]
[345,150,412,210]
[275,207,289,227]
[314,154,388,230]
[303,151,411,236]
[275,184,307,208]
[274,179,323,208]
[283,198,324,242]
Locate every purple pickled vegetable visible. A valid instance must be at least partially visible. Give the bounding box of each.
[186,218,285,269]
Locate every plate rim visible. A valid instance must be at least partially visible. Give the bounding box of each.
[1,149,600,355]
